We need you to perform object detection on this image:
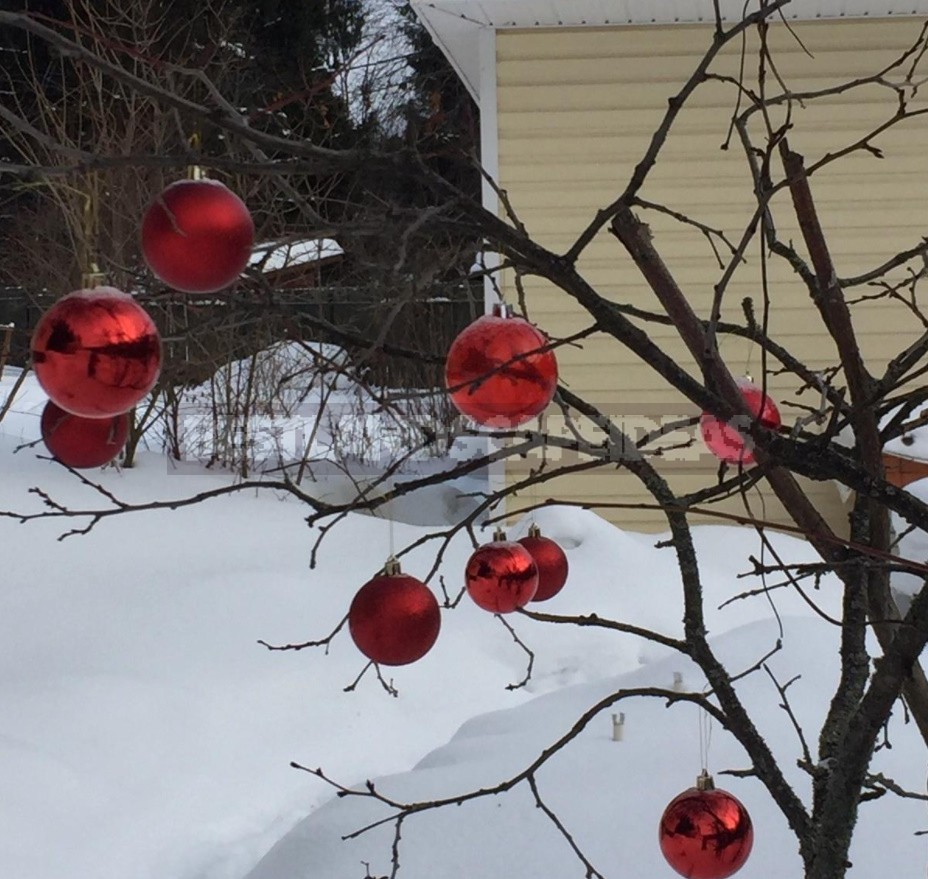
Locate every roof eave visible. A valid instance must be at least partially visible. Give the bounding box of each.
[410,0,928,102]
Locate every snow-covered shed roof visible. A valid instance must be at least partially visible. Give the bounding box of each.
[411,0,928,99]
[249,238,344,273]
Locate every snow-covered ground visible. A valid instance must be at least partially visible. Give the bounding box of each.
[2,364,927,879]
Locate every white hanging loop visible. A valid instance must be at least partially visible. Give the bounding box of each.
[698,699,714,776]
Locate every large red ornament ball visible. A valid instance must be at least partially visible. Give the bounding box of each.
[445,306,558,428]
[659,779,754,879]
[700,379,781,466]
[141,179,255,293]
[40,400,129,469]
[518,528,569,602]
[31,287,162,418]
[348,569,441,666]
[465,537,539,613]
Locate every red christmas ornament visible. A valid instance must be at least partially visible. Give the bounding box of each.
[141,179,254,293]
[40,400,129,469]
[445,303,557,428]
[700,378,781,466]
[518,524,569,602]
[465,529,539,613]
[659,773,754,879]
[31,287,162,418]
[348,559,441,666]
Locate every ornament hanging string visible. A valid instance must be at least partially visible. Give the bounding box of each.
[187,131,204,181]
[368,504,396,569]
[744,481,786,640]
[81,171,103,288]
[698,695,714,775]
[743,339,755,383]
[530,414,543,525]
[388,509,396,561]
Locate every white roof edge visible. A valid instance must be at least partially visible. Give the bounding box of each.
[411,0,928,101]
[412,0,482,99]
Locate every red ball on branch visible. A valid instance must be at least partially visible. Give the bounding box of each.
[348,561,441,666]
[465,530,539,613]
[141,179,254,293]
[517,525,569,602]
[700,378,781,465]
[31,287,162,418]
[659,774,754,879]
[40,400,129,469]
[445,304,557,428]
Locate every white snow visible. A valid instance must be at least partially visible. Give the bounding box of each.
[883,404,928,462]
[2,365,927,879]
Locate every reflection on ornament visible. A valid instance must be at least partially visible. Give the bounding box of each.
[465,529,538,613]
[31,287,162,418]
[518,524,569,602]
[40,400,128,469]
[659,773,754,879]
[348,560,441,666]
[445,304,557,427]
[700,379,781,465]
[141,179,254,293]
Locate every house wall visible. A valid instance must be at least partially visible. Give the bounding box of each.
[495,18,928,534]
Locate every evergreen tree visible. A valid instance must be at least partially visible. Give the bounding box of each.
[396,0,478,193]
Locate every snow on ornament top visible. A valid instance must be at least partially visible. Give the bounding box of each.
[141,178,255,294]
[700,378,781,466]
[445,303,558,428]
[31,286,162,418]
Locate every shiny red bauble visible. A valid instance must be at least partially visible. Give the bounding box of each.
[348,566,441,666]
[465,533,539,613]
[31,287,162,418]
[659,776,754,879]
[445,305,557,428]
[518,526,569,602]
[700,379,781,466]
[40,400,129,469]
[141,179,255,293]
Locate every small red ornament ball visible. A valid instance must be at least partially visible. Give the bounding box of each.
[517,531,568,602]
[31,287,162,418]
[348,571,441,666]
[40,400,129,469]
[700,379,781,466]
[465,539,538,613]
[141,179,255,293]
[659,782,754,879]
[445,308,557,428]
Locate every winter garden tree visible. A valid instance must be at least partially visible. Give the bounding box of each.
[0,0,475,471]
[2,1,928,877]
[0,0,368,465]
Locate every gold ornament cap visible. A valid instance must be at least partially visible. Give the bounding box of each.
[493,526,508,542]
[382,556,402,576]
[492,301,514,319]
[527,523,542,538]
[696,770,715,791]
[81,263,105,290]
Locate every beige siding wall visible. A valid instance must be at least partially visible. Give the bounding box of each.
[496,18,928,533]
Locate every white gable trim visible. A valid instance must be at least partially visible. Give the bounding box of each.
[411,0,928,100]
